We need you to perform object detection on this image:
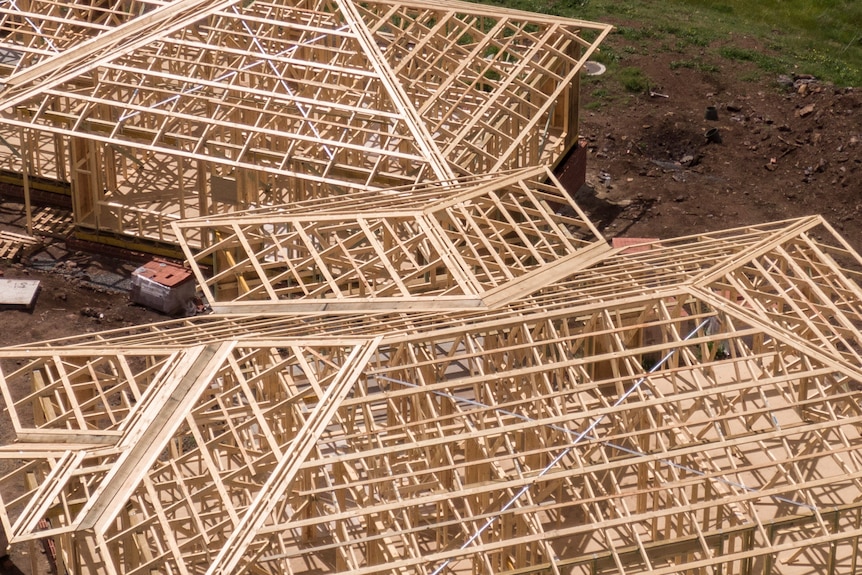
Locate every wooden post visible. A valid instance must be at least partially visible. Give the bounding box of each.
[18,120,32,235]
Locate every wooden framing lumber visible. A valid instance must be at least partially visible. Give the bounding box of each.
[0,0,611,247]
[13,214,862,351]
[2,297,862,574]
[3,215,862,574]
[172,166,608,312]
[2,2,861,573]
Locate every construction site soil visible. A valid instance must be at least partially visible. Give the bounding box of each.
[0,20,859,575]
[577,55,861,247]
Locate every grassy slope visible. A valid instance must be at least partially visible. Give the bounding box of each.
[481,0,862,87]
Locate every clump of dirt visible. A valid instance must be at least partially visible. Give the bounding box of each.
[635,117,704,161]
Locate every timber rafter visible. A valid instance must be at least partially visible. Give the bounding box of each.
[171,166,608,313]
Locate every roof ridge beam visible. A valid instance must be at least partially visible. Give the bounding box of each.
[75,342,237,533]
[335,0,456,183]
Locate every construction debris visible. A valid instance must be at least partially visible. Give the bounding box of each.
[0,231,39,262]
[0,278,40,309]
[130,260,195,315]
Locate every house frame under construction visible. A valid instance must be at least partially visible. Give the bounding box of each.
[0,0,610,250]
[4,214,862,575]
[3,1,862,575]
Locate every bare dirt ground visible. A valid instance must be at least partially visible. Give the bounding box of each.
[0,240,170,347]
[577,37,861,246]
[0,225,169,572]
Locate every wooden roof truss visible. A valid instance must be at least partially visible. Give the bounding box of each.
[4,216,862,574]
[2,2,860,574]
[172,166,609,313]
[0,0,611,245]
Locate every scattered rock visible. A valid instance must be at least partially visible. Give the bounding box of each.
[80,307,105,320]
[797,103,816,118]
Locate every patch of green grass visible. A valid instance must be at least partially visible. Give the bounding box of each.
[457,33,474,46]
[615,25,659,42]
[583,84,611,110]
[483,69,502,82]
[718,46,784,74]
[595,1,638,17]
[478,0,862,86]
[671,0,861,85]
[806,47,861,88]
[738,70,763,83]
[617,66,650,93]
[484,45,500,57]
[670,59,721,74]
[680,0,861,51]
[656,24,715,48]
[590,44,621,65]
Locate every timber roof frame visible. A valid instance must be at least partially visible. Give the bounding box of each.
[4,217,862,574]
[0,0,612,193]
[17,214,862,350]
[171,166,609,313]
[3,1,862,573]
